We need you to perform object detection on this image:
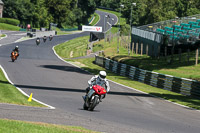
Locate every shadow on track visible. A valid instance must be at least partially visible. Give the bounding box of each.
[15,84,152,97]
[78,108,100,112]
[16,84,85,93]
[39,65,89,74]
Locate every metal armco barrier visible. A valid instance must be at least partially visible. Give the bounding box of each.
[95,55,200,98]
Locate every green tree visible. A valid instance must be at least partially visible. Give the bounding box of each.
[44,0,72,28]
[3,0,35,26]
[77,0,97,25]
[2,0,19,19]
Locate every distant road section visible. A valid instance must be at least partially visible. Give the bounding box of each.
[0,30,26,45]
[95,10,118,32]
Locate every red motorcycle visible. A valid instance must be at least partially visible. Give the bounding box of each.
[83,85,107,111]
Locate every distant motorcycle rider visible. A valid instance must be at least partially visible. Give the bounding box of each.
[11,46,19,58]
[84,71,110,101]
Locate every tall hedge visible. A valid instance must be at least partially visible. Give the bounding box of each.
[0,18,20,26]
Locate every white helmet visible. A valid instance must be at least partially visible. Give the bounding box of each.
[15,46,19,49]
[99,71,106,80]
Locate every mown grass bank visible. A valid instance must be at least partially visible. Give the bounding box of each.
[0,119,98,133]
[54,36,200,110]
[54,36,89,58]
[0,68,45,107]
[112,54,200,81]
[56,31,71,35]
[0,23,20,31]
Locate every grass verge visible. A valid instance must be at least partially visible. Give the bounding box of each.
[56,31,71,35]
[0,23,20,31]
[106,52,200,81]
[54,36,89,58]
[0,68,45,107]
[0,34,6,37]
[89,13,100,26]
[0,119,98,133]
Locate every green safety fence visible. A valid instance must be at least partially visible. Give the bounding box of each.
[19,28,26,31]
[60,28,78,31]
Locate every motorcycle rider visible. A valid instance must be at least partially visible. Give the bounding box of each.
[84,71,110,101]
[11,46,19,58]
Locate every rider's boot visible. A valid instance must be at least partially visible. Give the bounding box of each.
[82,96,86,101]
[82,94,87,101]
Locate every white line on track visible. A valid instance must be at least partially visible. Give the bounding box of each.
[0,65,55,109]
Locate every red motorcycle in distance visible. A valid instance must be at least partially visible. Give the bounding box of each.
[10,51,19,62]
[83,85,107,111]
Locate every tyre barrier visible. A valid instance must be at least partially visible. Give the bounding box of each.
[95,55,200,98]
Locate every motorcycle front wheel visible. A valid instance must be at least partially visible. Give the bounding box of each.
[83,103,88,110]
[88,96,98,111]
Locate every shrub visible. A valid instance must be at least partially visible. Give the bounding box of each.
[0,18,20,26]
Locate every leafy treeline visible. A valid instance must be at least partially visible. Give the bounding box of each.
[2,0,200,28]
[99,0,200,26]
[2,0,97,28]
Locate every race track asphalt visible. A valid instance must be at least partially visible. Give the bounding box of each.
[0,11,200,133]
[0,30,27,45]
